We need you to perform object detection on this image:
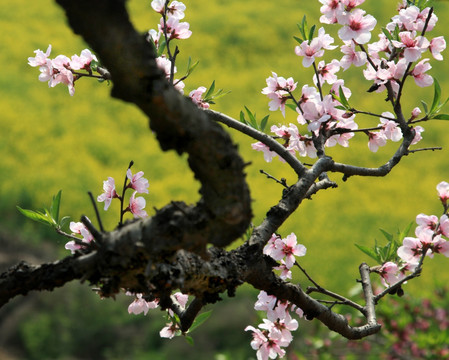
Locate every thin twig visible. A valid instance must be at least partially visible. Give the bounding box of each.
[88,191,104,233]
[259,170,288,188]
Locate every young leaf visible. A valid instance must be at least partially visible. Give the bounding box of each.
[204,80,216,100]
[433,114,449,120]
[430,77,441,115]
[338,86,350,109]
[293,36,304,44]
[245,106,258,129]
[379,229,393,243]
[16,207,54,226]
[308,24,316,42]
[302,16,309,40]
[260,115,269,132]
[188,310,212,333]
[354,244,380,262]
[59,216,71,229]
[157,40,167,57]
[184,335,194,346]
[382,28,393,41]
[50,190,62,223]
[421,100,428,114]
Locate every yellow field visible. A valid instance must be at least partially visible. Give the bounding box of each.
[2,0,449,297]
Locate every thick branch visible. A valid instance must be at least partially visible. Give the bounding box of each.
[55,0,252,248]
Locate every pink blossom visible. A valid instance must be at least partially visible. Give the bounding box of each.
[251,142,278,162]
[173,292,188,308]
[337,8,376,45]
[245,324,286,360]
[166,1,186,19]
[325,119,358,148]
[316,27,338,50]
[50,55,75,96]
[28,45,52,67]
[127,169,150,194]
[429,36,446,61]
[147,29,162,48]
[368,34,391,58]
[340,41,367,70]
[156,55,175,78]
[319,0,343,24]
[151,0,166,13]
[410,125,424,145]
[411,59,433,87]
[433,237,449,257]
[259,317,296,345]
[295,39,325,68]
[411,107,421,120]
[391,31,429,63]
[273,260,292,280]
[313,59,340,85]
[397,236,424,264]
[159,17,192,40]
[393,6,438,33]
[367,131,387,152]
[69,49,97,70]
[379,262,404,287]
[437,181,449,206]
[263,234,280,257]
[65,219,94,253]
[262,72,296,117]
[97,177,117,210]
[439,215,449,237]
[189,86,210,109]
[379,112,402,142]
[128,293,158,315]
[254,291,277,313]
[160,322,180,338]
[415,213,438,235]
[270,233,307,269]
[129,191,148,218]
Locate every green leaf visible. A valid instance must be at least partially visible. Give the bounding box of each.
[302,16,309,41]
[16,206,54,226]
[204,80,216,100]
[379,229,393,243]
[59,216,71,229]
[239,111,250,126]
[293,36,304,44]
[433,113,449,120]
[382,28,393,41]
[286,103,297,112]
[430,77,441,114]
[50,190,62,223]
[189,310,212,333]
[421,100,428,115]
[308,25,316,42]
[338,86,350,108]
[157,40,167,57]
[245,106,258,129]
[354,244,380,262]
[260,115,269,132]
[397,222,413,244]
[184,335,194,346]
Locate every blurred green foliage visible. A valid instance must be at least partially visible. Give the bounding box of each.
[2,0,449,358]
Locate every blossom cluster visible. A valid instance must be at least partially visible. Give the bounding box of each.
[65,217,94,254]
[127,291,189,339]
[97,168,150,218]
[245,292,303,360]
[253,0,446,162]
[379,181,449,287]
[245,232,306,359]
[28,45,97,96]
[148,1,210,108]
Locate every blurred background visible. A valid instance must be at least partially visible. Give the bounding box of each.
[1,0,449,359]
